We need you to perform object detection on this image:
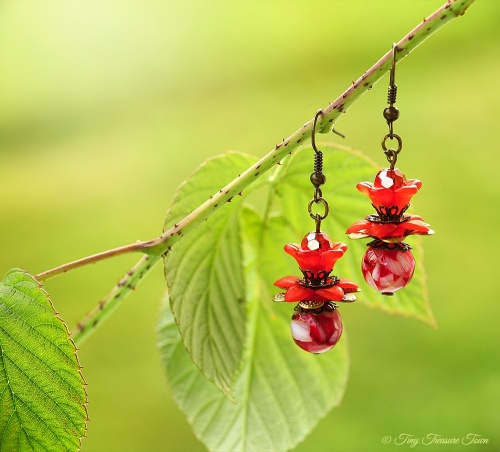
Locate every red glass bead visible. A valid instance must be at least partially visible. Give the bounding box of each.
[300,231,334,251]
[362,245,415,295]
[373,168,406,189]
[290,305,343,353]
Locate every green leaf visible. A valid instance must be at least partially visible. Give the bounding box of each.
[163,152,258,397]
[0,269,87,451]
[158,144,434,451]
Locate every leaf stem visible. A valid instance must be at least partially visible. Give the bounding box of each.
[37,0,474,341]
[71,254,160,345]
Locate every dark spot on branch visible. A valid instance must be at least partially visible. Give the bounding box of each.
[284,142,289,146]
[99,301,105,310]
[329,118,333,123]
[440,14,447,19]
[227,197,233,202]
[255,172,260,176]
[297,139,302,143]
[408,34,414,40]
[238,191,243,196]
[363,82,370,87]
[93,319,99,327]
[337,103,344,110]
[214,204,218,208]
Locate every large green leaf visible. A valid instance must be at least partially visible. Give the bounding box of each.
[0,269,87,451]
[158,145,434,451]
[163,152,258,397]
[158,208,349,451]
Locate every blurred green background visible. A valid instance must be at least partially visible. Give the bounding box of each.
[0,1,498,451]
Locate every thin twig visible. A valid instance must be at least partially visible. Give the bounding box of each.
[34,242,153,282]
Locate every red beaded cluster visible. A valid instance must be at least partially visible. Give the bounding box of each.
[346,168,433,295]
[274,231,359,354]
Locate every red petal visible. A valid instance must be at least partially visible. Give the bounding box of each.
[285,285,315,302]
[274,276,300,289]
[315,285,345,301]
[320,248,345,269]
[332,242,348,253]
[406,178,422,190]
[337,278,360,292]
[346,220,370,234]
[356,182,373,196]
[284,243,300,259]
[404,219,432,234]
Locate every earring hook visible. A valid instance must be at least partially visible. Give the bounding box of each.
[382,42,403,169]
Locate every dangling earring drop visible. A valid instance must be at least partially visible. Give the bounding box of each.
[273,110,359,354]
[346,44,434,295]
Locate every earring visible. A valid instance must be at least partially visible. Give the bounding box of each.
[346,44,434,295]
[273,110,360,354]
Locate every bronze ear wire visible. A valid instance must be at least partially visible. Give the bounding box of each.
[381,43,403,170]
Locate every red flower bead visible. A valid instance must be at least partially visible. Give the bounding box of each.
[357,168,421,214]
[284,232,347,274]
[290,304,342,353]
[362,243,415,295]
[274,232,359,304]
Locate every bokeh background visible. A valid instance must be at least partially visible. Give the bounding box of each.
[0,1,498,451]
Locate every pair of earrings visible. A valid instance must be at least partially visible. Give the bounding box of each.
[273,44,434,354]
